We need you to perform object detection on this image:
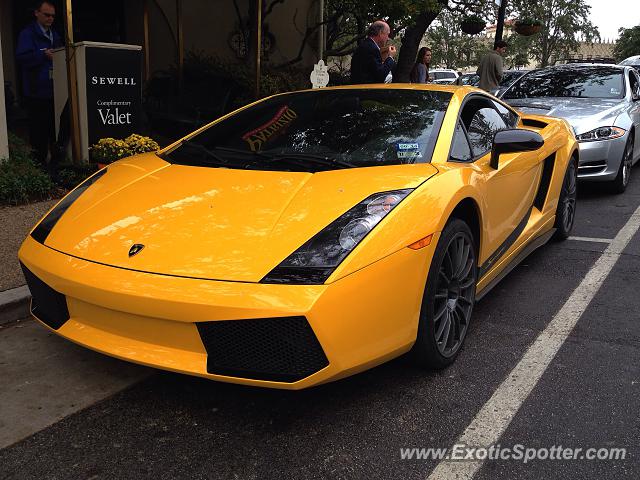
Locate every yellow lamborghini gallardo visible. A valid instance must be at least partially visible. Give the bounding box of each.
[19,85,578,389]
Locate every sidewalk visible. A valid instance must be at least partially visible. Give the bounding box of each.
[0,199,57,324]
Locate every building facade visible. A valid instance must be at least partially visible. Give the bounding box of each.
[1,0,323,158]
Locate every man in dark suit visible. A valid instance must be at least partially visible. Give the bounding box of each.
[351,21,396,84]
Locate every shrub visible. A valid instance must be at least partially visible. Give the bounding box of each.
[0,133,54,205]
[55,163,99,189]
[90,134,159,164]
[125,133,160,155]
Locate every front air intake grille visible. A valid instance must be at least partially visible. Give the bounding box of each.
[20,263,70,330]
[196,316,329,382]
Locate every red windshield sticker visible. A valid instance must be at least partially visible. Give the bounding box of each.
[242,106,298,151]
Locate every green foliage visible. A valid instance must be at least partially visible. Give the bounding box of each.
[462,14,484,24]
[322,0,489,56]
[90,134,159,164]
[5,132,32,164]
[509,0,599,67]
[503,32,535,69]
[0,133,54,205]
[613,26,640,62]
[322,0,491,81]
[55,163,99,190]
[515,18,543,27]
[425,8,489,70]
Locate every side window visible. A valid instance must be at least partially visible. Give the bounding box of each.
[629,71,640,99]
[492,100,519,128]
[467,107,508,157]
[450,121,473,162]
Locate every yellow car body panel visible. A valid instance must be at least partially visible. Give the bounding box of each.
[18,84,578,389]
[43,155,437,282]
[19,232,437,389]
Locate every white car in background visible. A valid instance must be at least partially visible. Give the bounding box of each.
[619,55,640,73]
[430,69,459,84]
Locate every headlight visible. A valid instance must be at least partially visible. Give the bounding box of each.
[31,169,107,244]
[576,126,625,142]
[261,189,413,284]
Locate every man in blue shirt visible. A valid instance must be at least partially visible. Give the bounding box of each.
[16,1,64,173]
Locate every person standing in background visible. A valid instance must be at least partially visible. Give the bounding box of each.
[410,47,432,83]
[350,20,396,84]
[477,40,508,92]
[16,1,64,175]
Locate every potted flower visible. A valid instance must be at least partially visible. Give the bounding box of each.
[515,18,543,36]
[90,134,160,168]
[460,15,485,35]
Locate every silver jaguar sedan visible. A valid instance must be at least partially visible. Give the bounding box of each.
[500,64,640,192]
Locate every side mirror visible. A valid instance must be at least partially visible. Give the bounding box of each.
[490,129,544,169]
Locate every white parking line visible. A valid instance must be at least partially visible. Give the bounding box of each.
[568,236,613,244]
[427,205,640,480]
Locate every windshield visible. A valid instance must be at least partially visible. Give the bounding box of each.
[503,67,625,99]
[460,74,479,86]
[162,89,452,172]
[499,71,525,87]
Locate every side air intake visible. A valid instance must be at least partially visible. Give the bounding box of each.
[20,263,70,330]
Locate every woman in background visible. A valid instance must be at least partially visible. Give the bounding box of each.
[410,47,432,83]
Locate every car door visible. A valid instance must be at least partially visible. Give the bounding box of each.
[627,69,640,163]
[455,95,545,269]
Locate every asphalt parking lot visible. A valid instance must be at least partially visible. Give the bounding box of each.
[1,172,639,480]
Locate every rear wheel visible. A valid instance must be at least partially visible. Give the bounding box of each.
[611,135,633,194]
[412,219,477,369]
[553,159,578,241]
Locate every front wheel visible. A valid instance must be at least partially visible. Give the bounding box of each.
[412,218,477,369]
[553,159,578,241]
[611,135,633,194]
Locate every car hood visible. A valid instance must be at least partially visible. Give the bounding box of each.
[43,154,437,282]
[505,97,627,134]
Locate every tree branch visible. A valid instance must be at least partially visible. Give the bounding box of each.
[264,0,286,19]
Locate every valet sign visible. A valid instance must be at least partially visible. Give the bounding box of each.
[85,47,142,146]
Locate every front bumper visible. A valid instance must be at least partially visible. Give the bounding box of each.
[576,135,627,181]
[18,235,436,389]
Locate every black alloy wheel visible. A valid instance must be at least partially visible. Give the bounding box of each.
[553,159,578,240]
[413,218,477,369]
[612,135,634,194]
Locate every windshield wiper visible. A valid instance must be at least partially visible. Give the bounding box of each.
[178,143,355,170]
[260,151,356,169]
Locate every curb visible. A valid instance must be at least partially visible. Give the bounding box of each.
[0,286,31,326]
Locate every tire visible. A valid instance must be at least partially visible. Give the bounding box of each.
[611,135,633,194]
[412,218,477,369]
[552,159,578,241]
